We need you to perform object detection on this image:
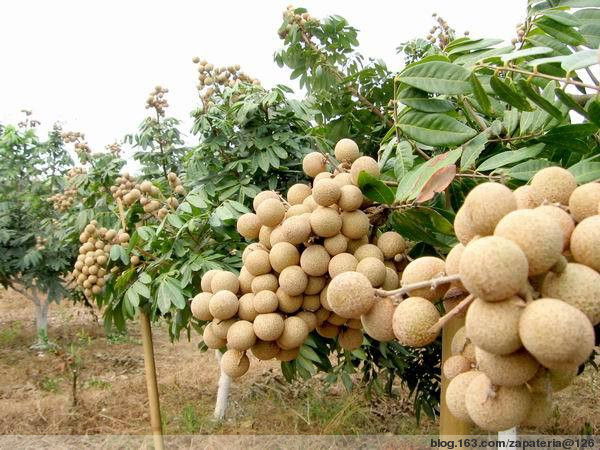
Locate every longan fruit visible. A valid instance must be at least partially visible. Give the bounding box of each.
[334,138,360,163]
[530,166,577,206]
[238,266,254,294]
[400,256,448,301]
[245,249,272,276]
[346,235,369,253]
[269,242,300,273]
[256,198,286,227]
[282,214,312,245]
[253,290,279,314]
[324,233,348,256]
[569,182,600,222]
[287,183,312,205]
[310,207,342,238]
[463,182,517,236]
[305,276,326,295]
[340,210,370,239]
[333,172,353,187]
[285,204,311,218]
[356,257,386,287]
[376,231,407,259]
[278,265,308,296]
[327,271,374,319]
[353,244,384,261]
[226,320,257,351]
[570,215,600,272]
[381,267,399,290]
[277,316,309,350]
[536,205,575,250]
[392,296,440,347]
[253,313,285,341]
[300,245,330,276]
[251,340,280,360]
[350,156,380,185]
[258,226,273,250]
[237,293,258,321]
[251,273,279,293]
[312,179,341,207]
[337,185,363,211]
[339,328,364,350]
[302,294,321,312]
[203,323,226,349]
[220,349,250,379]
[296,311,317,331]
[302,195,319,211]
[253,190,279,211]
[328,252,358,279]
[209,290,239,320]
[191,292,213,321]
[211,271,240,294]
[513,185,536,209]
[302,152,327,177]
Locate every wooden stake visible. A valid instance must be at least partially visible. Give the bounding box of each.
[140,310,165,450]
[439,313,470,439]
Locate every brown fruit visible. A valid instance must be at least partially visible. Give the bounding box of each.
[191,292,213,321]
[530,166,577,206]
[361,297,395,342]
[237,293,258,321]
[282,214,312,244]
[340,210,369,239]
[339,328,363,350]
[334,138,360,163]
[209,290,239,320]
[251,273,279,293]
[327,271,374,319]
[353,244,384,261]
[569,182,600,222]
[253,313,285,341]
[392,297,440,347]
[220,349,250,379]
[350,156,379,185]
[203,323,226,349]
[253,190,279,211]
[245,249,272,276]
[324,234,348,256]
[570,215,600,272]
[442,355,472,380]
[328,253,358,279]
[210,271,240,294]
[236,213,261,240]
[269,241,300,273]
[536,205,575,250]
[376,231,407,259]
[463,182,517,236]
[513,185,537,209]
[251,340,280,360]
[400,257,448,301]
[277,316,309,350]
[337,185,363,211]
[312,179,341,207]
[356,257,386,287]
[256,198,286,227]
[276,288,303,313]
[287,183,312,205]
[302,152,327,177]
[279,265,308,296]
[253,290,279,314]
[310,206,342,238]
[226,320,257,351]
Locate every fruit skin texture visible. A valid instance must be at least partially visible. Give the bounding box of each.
[191,292,213,321]
[376,231,406,259]
[237,293,258,321]
[287,183,312,206]
[361,297,395,342]
[350,156,380,185]
[400,257,448,301]
[453,207,477,245]
[282,214,312,245]
[256,198,285,227]
[226,320,257,351]
[465,373,531,432]
[569,182,600,223]
[201,269,220,292]
[302,152,327,177]
[253,313,285,341]
[494,209,563,276]
[519,298,595,371]
[300,245,330,276]
[312,179,341,207]
[209,290,239,320]
[446,371,480,423]
[536,205,575,250]
[276,347,300,362]
[530,166,577,206]
[444,243,465,290]
[459,236,529,302]
[527,366,577,393]
[522,392,553,427]
[327,271,374,319]
[324,234,348,256]
[236,213,261,240]
[277,316,309,350]
[211,271,240,294]
[382,267,399,290]
[203,323,226,349]
[278,265,308,296]
[463,182,517,236]
[334,138,360,163]
[353,244,384,261]
[475,347,539,386]
[253,290,279,314]
[356,257,386,287]
[542,263,600,325]
[338,185,363,211]
[392,297,440,347]
[339,328,363,350]
[251,340,280,360]
[340,210,370,240]
[443,355,472,380]
[245,249,272,276]
[570,215,600,272]
[328,253,358,279]
[269,242,300,273]
[253,191,279,211]
[466,296,524,355]
[514,185,537,209]
[310,206,342,238]
[220,349,250,379]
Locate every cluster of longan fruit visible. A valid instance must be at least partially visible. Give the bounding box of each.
[511,22,527,45]
[427,167,600,432]
[35,236,47,251]
[106,142,122,156]
[190,138,413,379]
[49,167,86,212]
[72,221,128,298]
[61,131,91,156]
[145,86,170,117]
[278,5,318,39]
[110,173,138,205]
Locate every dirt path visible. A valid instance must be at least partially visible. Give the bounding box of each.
[0,288,598,435]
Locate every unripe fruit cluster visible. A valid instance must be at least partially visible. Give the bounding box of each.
[190,138,411,379]
[441,167,600,432]
[145,85,169,117]
[192,58,259,107]
[50,167,86,212]
[72,221,131,298]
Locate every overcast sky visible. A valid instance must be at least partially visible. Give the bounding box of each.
[1,0,526,156]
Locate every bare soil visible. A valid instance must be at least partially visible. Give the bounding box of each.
[0,288,598,435]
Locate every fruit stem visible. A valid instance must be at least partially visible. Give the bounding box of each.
[376,274,462,298]
[427,294,474,334]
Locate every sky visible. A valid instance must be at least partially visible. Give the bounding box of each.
[0,0,526,159]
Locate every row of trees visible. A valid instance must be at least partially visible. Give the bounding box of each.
[1,1,599,419]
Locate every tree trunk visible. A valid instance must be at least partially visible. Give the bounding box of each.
[213,350,231,421]
[31,288,51,350]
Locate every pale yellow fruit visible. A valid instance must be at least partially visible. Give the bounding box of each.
[253,290,279,314]
[392,297,440,347]
[381,267,399,290]
[238,267,254,294]
[459,236,528,302]
[282,214,312,245]
[337,185,363,211]
[191,292,213,321]
[256,198,286,227]
[220,349,250,379]
[513,185,537,209]
[350,156,380,185]
[251,273,278,293]
[527,366,577,393]
[361,297,395,342]
[314,307,331,325]
[536,205,575,250]
[320,284,332,311]
[285,204,311,218]
[237,293,258,321]
[444,243,465,290]
[324,234,348,256]
[258,226,272,250]
[328,253,358,279]
[339,328,363,350]
[333,172,354,187]
[312,179,341,207]
[353,244,384,261]
[522,392,553,427]
[569,182,600,222]
[519,298,595,370]
[494,209,563,276]
[400,256,447,301]
[287,183,312,205]
[304,276,326,295]
[443,355,472,380]
[340,210,370,239]
[253,313,285,341]
[302,152,327,177]
[279,265,308,296]
[203,323,226,349]
[475,347,539,386]
[226,320,257,351]
[376,231,406,259]
[530,166,577,206]
[302,294,321,312]
[276,347,300,361]
[570,215,600,272]
[276,288,303,313]
[211,318,236,340]
[242,243,263,264]
[327,271,374,319]
[327,312,346,326]
[236,213,262,240]
[269,242,300,273]
[210,271,240,294]
[346,235,369,253]
[451,326,475,363]
[310,206,342,238]
[253,190,279,211]
[334,138,360,163]
[446,371,480,423]
[209,290,239,320]
[542,262,600,325]
[245,249,272,276]
[296,311,317,331]
[463,182,517,236]
[251,340,280,360]
[269,225,286,246]
[302,195,319,211]
[453,206,477,245]
[465,373,531,432]
[277,316,309,350]
[300,245,330,276]
[356,257,386,287]
[466,296,524,355]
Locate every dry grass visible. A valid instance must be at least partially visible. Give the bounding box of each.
[0,288,598,435]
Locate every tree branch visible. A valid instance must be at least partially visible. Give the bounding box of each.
[376,274,461,299]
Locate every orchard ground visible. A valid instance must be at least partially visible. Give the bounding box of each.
[0,288,598,435]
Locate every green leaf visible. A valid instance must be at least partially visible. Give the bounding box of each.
[167,213,184,229]
[500,46,554,62]
[477,143,546,171]
[357,172,395,205]
[544,123,599,139]
[132,281,151,298]
[490,76,534,111]
[453,46,514,67]
[125,287,140,308]
[397,96,455,113]
[542,10,581,27]
[299,345,322,364]
[447,38,504,55]
[157,277,185,313]
[503,109,520,136]
[573,8,600,26]
[470,74,492,115]
[397,111,477,147]
[588,98,600,126]
[561,49,598,71]
[394,141,416,179]
[554,88,591,119]
[460,133,489,169]
[507,159,554,180]
[560,0,600,8]
[398,61,472,95]
[569,160,600,183]
[580,23,600,48]
[536,17,586,46]
[517,79,563,119]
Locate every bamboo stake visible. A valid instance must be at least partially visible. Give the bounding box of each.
[115,198,164,447]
